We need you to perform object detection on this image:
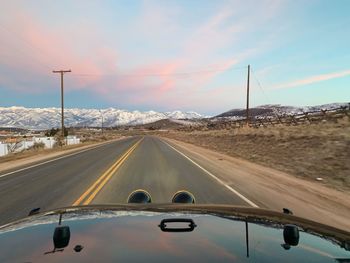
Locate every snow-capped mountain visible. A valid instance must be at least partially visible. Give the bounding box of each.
[0,106,203,130]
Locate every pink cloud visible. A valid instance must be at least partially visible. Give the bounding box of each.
[272,69,350,89]
[0,1,286,112]
[0,10,119,93]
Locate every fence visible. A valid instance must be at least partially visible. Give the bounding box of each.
[180,105,350,131]
[248,106,350,128]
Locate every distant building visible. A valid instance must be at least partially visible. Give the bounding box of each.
[0,142,8,157]
[0,136,81,157]
[65,135,80,145]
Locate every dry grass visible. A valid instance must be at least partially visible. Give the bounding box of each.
[158,117,350,191]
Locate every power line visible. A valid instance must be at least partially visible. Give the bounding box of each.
[0,21,247,79]
[250,68,281,118]
[250,68,268,98]
[71,65,247,78]
[0,22,53,71]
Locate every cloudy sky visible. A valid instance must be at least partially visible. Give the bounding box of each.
[1,0,349,115]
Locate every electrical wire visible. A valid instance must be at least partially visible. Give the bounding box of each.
[0,20,246,82]
[70,66,247,78]
[250,68,281,118]
[0,22,53,72]
[0,20,247,80]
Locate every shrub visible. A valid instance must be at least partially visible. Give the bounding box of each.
[30,142,45,150]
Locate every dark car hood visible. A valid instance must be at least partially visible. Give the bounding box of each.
[0,204,349,262]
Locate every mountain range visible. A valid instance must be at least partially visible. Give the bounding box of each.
[0,107,203,130]
[1,103,348,130]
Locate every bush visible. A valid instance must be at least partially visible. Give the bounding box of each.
[45,128,59,137]
[30,142,45,150]
[45,127,68,137]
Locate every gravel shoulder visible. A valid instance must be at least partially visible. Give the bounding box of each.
[0,137,127,174]
[163,137,350,231]
[157,119,350,192]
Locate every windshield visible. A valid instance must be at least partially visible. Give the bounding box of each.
[0,0,349,237]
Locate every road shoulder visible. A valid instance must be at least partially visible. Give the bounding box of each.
[0,137,128,174]
[161,137,350,231]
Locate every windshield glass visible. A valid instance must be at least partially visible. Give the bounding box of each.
[0,0,349,237]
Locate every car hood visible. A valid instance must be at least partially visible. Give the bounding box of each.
[0,204,349,262]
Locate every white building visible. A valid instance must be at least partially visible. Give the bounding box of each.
[0,142,8,157]
[0,135,80,157]
[33,137,56,149]
[5,140,35,153]
[65,135,80,145]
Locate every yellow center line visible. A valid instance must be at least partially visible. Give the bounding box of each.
[72,137,143,206]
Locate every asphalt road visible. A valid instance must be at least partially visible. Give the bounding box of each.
[0,136,247,225]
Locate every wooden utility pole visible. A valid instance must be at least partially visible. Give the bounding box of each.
[52,70,71,142]
[100,110,104,135]
[102,114,104,135]
[246,65,250,126]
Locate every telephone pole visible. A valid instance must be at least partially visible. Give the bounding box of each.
[246,64,250,126]
[52,69,71,142]
[99,109,104,135]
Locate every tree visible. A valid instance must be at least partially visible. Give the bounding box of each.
[64,127,68,137]
[46,128,60,137]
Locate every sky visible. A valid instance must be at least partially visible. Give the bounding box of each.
[0,0,349,115]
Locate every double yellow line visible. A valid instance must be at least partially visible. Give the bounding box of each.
[72,138,143,206]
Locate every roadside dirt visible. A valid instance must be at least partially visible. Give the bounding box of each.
[163,137,350,231]
[0,136,127,173]
[157,118,350,192]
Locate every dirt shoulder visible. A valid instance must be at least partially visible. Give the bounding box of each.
[163,137,350,230]
[157,119,350,192]
[0,136,127,174]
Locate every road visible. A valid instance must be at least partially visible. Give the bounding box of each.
[0,136,250,225]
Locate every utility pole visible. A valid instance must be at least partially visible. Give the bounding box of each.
[52,70,71,142]
[102,114,104,135]
[246,64,250,126]
[100,110,104,135]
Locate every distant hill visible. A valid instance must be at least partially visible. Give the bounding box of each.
[137,119,184,130]
[136,118,201,130]
[216,103,349,119]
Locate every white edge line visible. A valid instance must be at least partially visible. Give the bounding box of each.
[162,140,259,208]
[0,140,120,179]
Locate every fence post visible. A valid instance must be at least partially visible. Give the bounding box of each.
[320,109,327,122]
[290,115,298,125]
[303,112,311,123]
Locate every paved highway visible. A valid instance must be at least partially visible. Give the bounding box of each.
[0,136,249,225]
